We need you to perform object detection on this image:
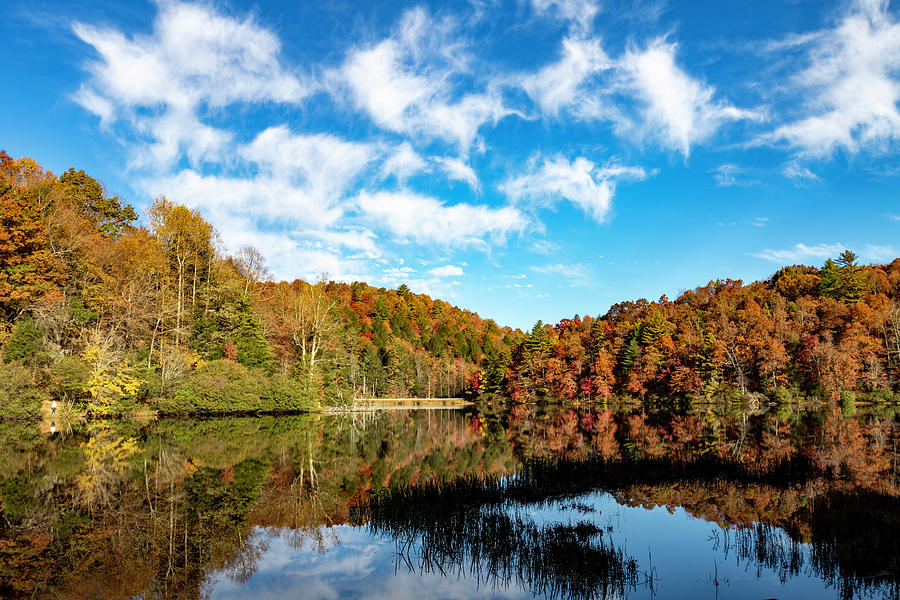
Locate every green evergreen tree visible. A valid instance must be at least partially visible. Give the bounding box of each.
[819,258,841,299]
[372,318,390,350]
[3,317,47,366]
[481,347,509,394]
[524,321,552,357]
[836,250,866,303]
[374,298,391,323]
[192,294,273,369]
[821,252,867,303]
[59,168,137,237]
[640,308,667,346]
[619,325,641,372]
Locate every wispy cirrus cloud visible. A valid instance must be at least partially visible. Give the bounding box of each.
[782,161,821,183]
[619,39,765,157]
[530,0,601,35]
[433,157,481,191]
[355,190,529,248]
[530,262,594,287]
[334,6,517,153]
[713,164,760,187]
[379,142,429,182]
[72,2,310,170]
[751,242,897,264]
[862,244,898,261]
[427,265,465,277]
[500,155,649,222]
[751,242,847,263]
[241,126,377,198]
[521,37,613,117]
[763,0,900,157]
[518,34,762,156]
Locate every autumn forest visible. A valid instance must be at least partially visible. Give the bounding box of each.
[1,150,900,418]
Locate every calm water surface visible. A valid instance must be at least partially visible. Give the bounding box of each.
[1,403,898,599]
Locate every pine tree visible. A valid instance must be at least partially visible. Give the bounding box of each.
[619,326,641,372]
[820,258,841,299]
[524,320,552,357]
[640,308,667,346]
[836,250,866,303]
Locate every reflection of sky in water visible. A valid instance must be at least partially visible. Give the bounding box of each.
[209,526,530,600]
[210,491,853,600]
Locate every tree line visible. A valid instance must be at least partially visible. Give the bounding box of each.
[0,151,519,416]
[475,252,900,403]
[5,148,898,416]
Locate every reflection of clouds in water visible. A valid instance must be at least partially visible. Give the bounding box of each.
[208,484,863,600]
[209,525,529,600]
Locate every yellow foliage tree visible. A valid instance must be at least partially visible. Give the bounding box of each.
[82,341,141,413]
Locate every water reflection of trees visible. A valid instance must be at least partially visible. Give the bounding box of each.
[0,411,499,598]
[356,478,641,600]
[357,458,900,600]
[1,403,899,598]
[706,490,900,600]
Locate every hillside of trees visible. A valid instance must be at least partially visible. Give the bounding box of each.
[477,253,900,403]
[3,149,899,418]
[0,151,520,417]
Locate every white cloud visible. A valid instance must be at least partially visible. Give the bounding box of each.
[240,126,376,215]
[862,243,898,261]
[356,190,528,247]
[530,0,600,35]
[521,37,613,116]
[530,262,594,287]
[335,7,516,151]
[418,92,516,153]
[751,242,847,263]
[339,32,439,133]
[143,170,379,285]
[519,36,759,156]
[620,39,763,156]
[168,209,371,284]
[713,164,759,187]
[152,170,344,229]
[434,157,480,191]
[717,216,768,227]
[500,155,648,222]
[381,142,429,182]
[294,229,381,258]
[782,161,821,182]
[530,239,560,255]
[427,265,465,277]
[764,0,900,156]
[72,2,309,169]
[130,108,234,169]
[242,126,375,180]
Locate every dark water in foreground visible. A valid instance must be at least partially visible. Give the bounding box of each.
[1,402,899,599]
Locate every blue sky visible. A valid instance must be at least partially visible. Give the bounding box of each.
[2,0,899,329]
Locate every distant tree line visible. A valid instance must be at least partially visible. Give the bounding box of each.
[475,251,900,402]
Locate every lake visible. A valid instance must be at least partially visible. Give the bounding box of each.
[1,401,898,599]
